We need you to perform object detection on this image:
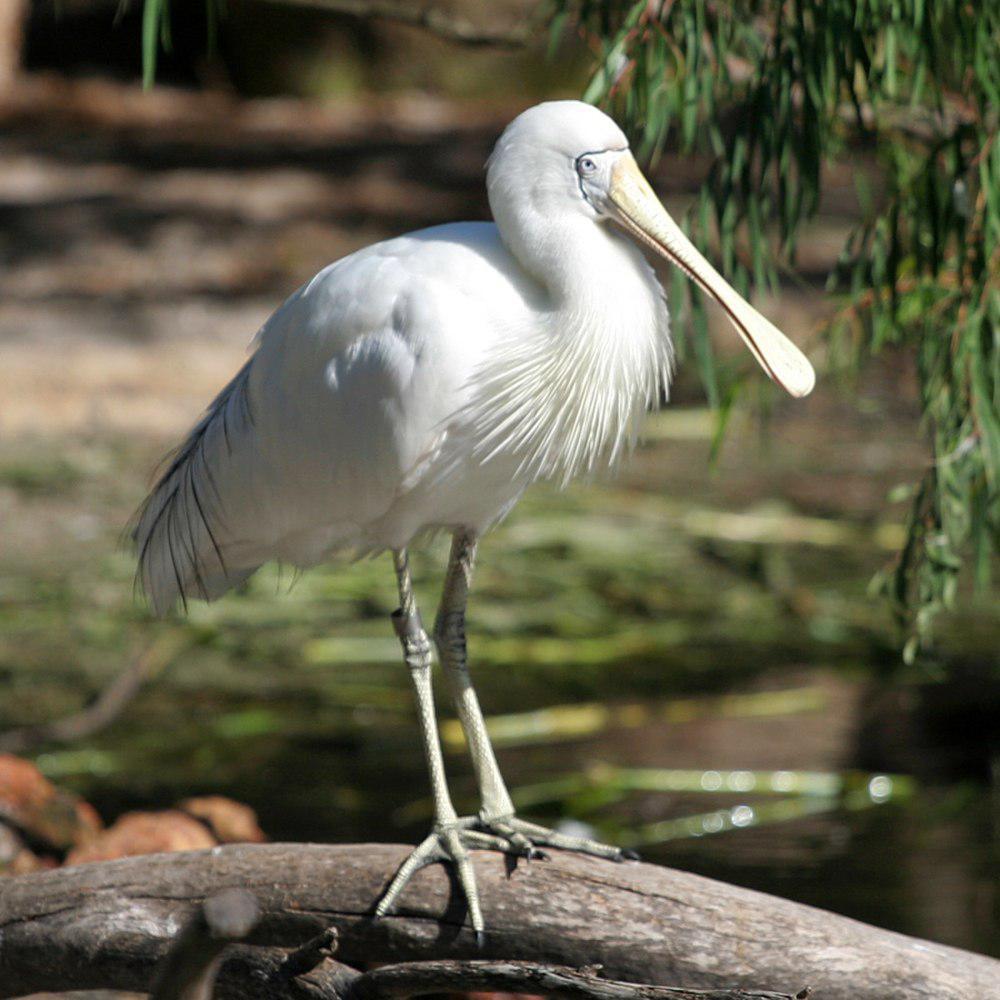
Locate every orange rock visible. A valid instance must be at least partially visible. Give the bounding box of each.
[0,821,52,875]
[75,799,103,836]
[0,753,102,850]
[177,795,267,844]
[65,810,217,865]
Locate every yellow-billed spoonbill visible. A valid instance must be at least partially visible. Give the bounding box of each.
[135,100,814,938]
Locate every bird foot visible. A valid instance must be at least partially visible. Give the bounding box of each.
[479,813,639,863]
[373,816,497,941]
[373,813,635,940]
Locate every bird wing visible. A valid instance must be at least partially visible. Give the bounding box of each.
[134,224,512,615]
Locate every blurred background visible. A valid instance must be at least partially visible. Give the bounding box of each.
[0,0,997,958]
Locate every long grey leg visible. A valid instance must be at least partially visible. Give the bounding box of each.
[391,549,457,828]
[434,531,635,864]
[374,548,485,937]
[434,531,518,824]
[377,538,633,940]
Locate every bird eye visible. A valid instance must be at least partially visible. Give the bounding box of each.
[577,156,598,176]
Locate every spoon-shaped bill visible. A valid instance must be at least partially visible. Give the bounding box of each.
[608,154,815,399]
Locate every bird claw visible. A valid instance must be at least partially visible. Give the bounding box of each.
[374,820,494,939]
[483,814,633,863]
[375,814,631,937]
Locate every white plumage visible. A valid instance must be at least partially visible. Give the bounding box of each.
[133,99,815,936]
[136,103,677,612]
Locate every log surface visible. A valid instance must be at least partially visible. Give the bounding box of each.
[0,842,996,1000]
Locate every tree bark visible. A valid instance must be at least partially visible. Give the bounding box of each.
[351,961,806,1000]
[0,0,27,93]
[0,842,996,1000]
[150,888,262,1000]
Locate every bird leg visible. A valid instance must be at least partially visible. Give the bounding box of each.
[376,549,508,940]
[377,539,633,939]
[434,532,517,827]
[435,531,633,863]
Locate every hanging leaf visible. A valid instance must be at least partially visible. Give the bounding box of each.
[554,0,1000,658]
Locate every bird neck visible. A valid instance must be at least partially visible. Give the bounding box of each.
[467,216,674,488]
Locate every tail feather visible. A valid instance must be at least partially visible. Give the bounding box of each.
[133,360,259,615]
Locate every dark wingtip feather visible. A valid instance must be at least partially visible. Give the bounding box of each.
[131,360,255,614]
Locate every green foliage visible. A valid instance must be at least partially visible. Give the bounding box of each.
[128,0,224,87]
[554,0,999,659]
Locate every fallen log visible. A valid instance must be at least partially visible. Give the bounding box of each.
[150,887,262,1000]
[0,842,996,1000]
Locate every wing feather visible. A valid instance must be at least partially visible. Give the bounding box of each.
[133,361,257,614]
[133,222,516,615]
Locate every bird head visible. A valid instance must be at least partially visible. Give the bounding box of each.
[488,101,815,399]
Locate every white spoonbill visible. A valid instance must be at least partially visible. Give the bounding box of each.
[135,100,814,937]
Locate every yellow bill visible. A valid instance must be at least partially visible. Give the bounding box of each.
[609,153,815,399]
